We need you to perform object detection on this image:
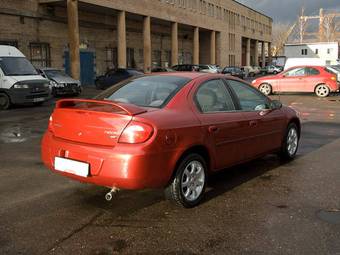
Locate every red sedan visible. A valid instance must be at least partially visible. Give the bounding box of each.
[252,65,339,97]
[41,73,300,207]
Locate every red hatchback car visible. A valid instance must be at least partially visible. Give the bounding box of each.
[252,65,339,97]
[41,73,300,207]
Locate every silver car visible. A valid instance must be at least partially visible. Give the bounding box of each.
[38,68,82,97]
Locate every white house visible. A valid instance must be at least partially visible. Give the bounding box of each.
[284,42,340,65]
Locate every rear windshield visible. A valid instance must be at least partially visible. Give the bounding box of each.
[95,75,191,108]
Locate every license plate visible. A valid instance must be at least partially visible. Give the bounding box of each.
[54,157,89,177]
[33,97,45,102]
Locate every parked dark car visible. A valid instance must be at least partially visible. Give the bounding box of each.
[222,66,245,79]
[95,68,143,90]
[151,67,174,72]
[172,64,200,72]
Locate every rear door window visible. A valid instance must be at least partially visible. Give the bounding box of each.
[305,67,320,76]
[195,79,235,113]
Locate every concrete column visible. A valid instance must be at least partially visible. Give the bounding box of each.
[254,40,259,66]
[171,22,178,66]
[268,42,272,64]
[193,27,199,65]
[261,41,266,68]
[143,16,151,73]
[67,0,80,80]
[246,38,250,66]
[210,30,216,64]
[117,11,126,68]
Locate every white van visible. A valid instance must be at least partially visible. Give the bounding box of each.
[284,58,326,70]
[0,45,51,110]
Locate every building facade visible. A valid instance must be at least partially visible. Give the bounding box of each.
[284,42,340,65]
[0,0,272,85]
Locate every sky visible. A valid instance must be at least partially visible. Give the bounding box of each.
[237,0,340,23]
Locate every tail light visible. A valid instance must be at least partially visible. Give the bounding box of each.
[331,76,337,81]
[48,114,54,133]
[118,121,153,144]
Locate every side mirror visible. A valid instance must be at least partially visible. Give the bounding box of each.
[270,100,282,110]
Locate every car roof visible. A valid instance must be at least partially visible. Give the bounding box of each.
[147,72,243,82]
[40,67,61,71]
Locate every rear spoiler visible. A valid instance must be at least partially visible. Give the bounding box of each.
[56,99,147,116]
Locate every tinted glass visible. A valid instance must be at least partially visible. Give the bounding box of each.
[227,80,270,111]
[284,67,305,77]
[0,57,38,76]
[96,75,190,108]
[195,79,235,113]
[305,67,320,75]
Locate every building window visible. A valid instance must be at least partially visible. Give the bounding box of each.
[105,47,117,70]
[0,40,18,48]
[127,48,135,68]
[301,49,308,55]
[327,48,332,54]
[29,43,51,67]
[152,50,161,67]
[229,54,235,66]
[315,49,319,55]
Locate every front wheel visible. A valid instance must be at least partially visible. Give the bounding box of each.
[0,93,11,110]
[165,154,207,208]
[279,123,299,160]
[259,83,272,96]
[315,84,330,97]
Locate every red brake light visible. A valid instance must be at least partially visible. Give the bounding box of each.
[118,121,153,144]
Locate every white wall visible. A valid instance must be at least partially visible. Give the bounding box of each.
[284,43,339,65]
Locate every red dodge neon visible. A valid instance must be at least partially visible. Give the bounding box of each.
[252,65,339,97]
[41,73,300,207]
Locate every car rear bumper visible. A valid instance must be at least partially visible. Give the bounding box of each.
[41,131,175,190]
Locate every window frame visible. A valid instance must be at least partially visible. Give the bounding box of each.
[224,78,272,112]
[29,42,51,68]
[193,78,238,114]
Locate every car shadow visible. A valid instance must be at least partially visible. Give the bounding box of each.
[202,154,286,205]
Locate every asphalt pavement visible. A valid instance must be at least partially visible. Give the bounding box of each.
[1,87,340,254]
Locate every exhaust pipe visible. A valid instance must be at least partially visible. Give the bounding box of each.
[105,187,119,201]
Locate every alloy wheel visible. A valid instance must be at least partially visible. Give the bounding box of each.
[181,160,205,202]
[315,85,329,97]
[287,127,298,156]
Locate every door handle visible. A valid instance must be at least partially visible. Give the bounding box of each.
[249,120,258,127]
[208,126,219,133]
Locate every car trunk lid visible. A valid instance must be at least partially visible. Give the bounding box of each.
[50,99,147,146]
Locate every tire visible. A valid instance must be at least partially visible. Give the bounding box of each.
[273,71,278,75]
[249,72,255,77]
[0,93,11,110]
[258,83,272,96]
[315,84,330,98]
[279,123,299,160]
[165,153,207,208]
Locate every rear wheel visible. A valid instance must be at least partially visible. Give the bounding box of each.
[0,93,11,110]
[279,123,299,160]
[165,154,207,208]
[259,83,272,96]
[315,84,330,97]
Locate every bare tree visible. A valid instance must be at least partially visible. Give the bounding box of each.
[271,22,296,56]
[323,14,338,42]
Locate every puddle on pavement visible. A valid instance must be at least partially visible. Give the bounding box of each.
[316,209,340,224]
[0,126,43,143]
